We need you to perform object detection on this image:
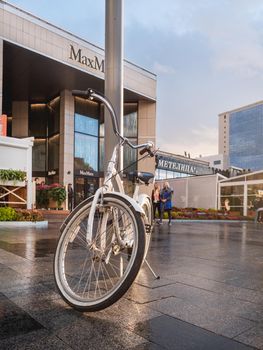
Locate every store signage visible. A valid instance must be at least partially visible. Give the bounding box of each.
[0,115,7,136]
[79,170,95,177]
[156,155,213,176]
[158,157,198,175]
[69,45,104,73]
[48,170,56,176]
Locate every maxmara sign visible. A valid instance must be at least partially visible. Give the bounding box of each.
[69,45,105,73]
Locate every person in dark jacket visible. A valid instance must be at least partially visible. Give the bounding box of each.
[160,182,173,225]
[68,183,74,211]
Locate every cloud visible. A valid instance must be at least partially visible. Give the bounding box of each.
[157,126,218,158]
[153,62,176,75]
[126,0,263,78]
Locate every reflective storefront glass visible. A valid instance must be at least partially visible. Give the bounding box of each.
[29,97,60,179]
[229,104,263,170]
[99,103,138,173]
[219,171,263,217]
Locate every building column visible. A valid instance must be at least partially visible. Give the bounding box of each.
[104,0,124,171]
[0,39,3,114]
[137,100,156,174]
[12,101,29,137]
[59,90,74,187]
[137,100,156,195]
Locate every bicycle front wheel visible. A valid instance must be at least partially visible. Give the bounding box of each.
[54,193,145,312]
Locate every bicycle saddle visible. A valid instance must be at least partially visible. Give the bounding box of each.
[128,171,155,185]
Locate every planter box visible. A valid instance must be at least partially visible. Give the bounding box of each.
[0,180,26,187]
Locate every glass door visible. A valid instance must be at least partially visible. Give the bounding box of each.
[74,176,99,206]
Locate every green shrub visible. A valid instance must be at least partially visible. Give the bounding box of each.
[0,207,18,221]
[36,187,49,208]
[0,169,26,182]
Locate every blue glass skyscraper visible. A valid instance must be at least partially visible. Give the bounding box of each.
[229,103,263,171]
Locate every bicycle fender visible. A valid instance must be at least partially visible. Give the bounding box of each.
[60,192,145,234]
[137,193,151,207]
[112,192,145,215]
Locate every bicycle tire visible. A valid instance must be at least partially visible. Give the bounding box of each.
[54,193,145,312]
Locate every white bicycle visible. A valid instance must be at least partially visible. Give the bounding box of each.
[54,88,157,312]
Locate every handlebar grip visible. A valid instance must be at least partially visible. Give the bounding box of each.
[72,89,93,99]
[139,148,148,156]
[139,147,155,157]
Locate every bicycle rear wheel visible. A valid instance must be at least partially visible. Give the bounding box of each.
[54,193,145,312]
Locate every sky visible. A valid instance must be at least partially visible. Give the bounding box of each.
[8,0,263,157]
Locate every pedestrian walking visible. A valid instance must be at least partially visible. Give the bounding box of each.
[160,182,173,225]
[151,183,161,222]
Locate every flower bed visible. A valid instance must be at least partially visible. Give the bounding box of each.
[160,207,253,221]
[0,207,44,222]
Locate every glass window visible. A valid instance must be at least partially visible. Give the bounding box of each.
[75,133,98,172]
[99,137,104,172]
[74,99,100,174]
[32,139,46,172]
[159,169,167,180]
[48,134,59,170]
[123,138,137,172]
[124,111,137,137]
[221,185,244,196]
[29,104,48,137]
[75,114,98,136]
[48,97,60,136]
[229,105,263,170]
[124,103,138,137]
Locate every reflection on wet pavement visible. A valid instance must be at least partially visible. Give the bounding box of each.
[0,221,263,349]
[0,238,57,259]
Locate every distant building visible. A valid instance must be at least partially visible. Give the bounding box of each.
[155,150,213,180]
[197,154,225,170]
[219,101,263,171]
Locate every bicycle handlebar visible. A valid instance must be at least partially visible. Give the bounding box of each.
[72,89,155,155]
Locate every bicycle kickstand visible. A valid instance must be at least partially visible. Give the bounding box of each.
[144,259,160,280]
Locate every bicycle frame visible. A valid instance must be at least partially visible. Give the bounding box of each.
[71,88,154,250]
[86,144,146,245]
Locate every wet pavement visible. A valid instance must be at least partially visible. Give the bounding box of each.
[0,221,263,349]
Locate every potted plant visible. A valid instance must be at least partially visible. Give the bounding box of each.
[49,184,66,209]
[0,169,26,186]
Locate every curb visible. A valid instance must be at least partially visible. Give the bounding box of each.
[0,221,48,228]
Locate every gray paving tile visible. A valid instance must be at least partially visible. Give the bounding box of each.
[235,323,263,350]
[0,293,43,340]
[55,317,146,350]
[133,315,255,350]
[86,297,162,330]
[0,328,71,350]
[146,297,256,338]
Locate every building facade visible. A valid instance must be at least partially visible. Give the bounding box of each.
[219,100,263,171]
[0,1,156,206]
